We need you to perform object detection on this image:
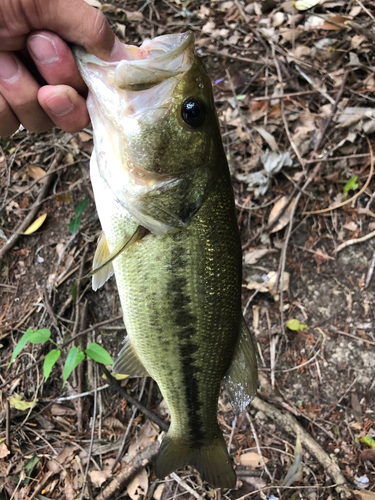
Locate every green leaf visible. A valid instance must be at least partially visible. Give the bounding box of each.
[29,328,51,344]
[287,319,308,332]
[63,346,85,385]
[24,455,39,472]
[360,436,375,449]
[69,216,81,234]
[43,349,61,381]
[74,199,89,218]
[9,328,34,367]
[343,176,359,195]
[85,343,113,365]
[71,283,77,301]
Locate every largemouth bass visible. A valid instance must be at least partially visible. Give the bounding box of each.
[74,32,258,488]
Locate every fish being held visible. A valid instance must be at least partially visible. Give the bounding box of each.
[74,31,258,489]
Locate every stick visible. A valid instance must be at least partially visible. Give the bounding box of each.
[101,366,169,432]
[96,441,160,500]
[251,397,351,498]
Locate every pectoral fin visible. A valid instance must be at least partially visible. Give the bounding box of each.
[113,338,150,377]
[84,225,148,282]
[224,317,258,416]
[91,232,115,291]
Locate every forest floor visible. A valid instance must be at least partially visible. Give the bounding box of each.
[0,0,375,499]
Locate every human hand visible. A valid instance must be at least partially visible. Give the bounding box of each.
[0,0,123,136]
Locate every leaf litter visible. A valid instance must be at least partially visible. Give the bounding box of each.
[1,0,375,499]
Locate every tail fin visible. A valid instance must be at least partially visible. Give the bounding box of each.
[155,433,236,489]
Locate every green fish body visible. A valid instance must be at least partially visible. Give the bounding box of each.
[75,32,258,488]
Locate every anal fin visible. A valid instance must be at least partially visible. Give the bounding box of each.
[113,338,150,377]
[224,316,258,416]
[92,232,114,291]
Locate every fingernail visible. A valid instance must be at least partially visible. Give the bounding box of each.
[45,94,74,117]
[28,34,58,65]
[0,53,20,81]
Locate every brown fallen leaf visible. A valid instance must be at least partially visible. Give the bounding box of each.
[127,468,149,500]
[26,164,47,183]
[0,442,10,458]
[239,451,268,468]
[89,469,112,488]
[268,196,296,233]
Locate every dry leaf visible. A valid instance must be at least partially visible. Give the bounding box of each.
[89,469,112,487]
[23,213,47,235]
[244,248,277,265]
[255,127,278,151]
[9,394,37,410]
[103,417,126,430]
[269,196,296,233]
[127,469,148,500]
[239,451,267,468]
[153,484,165,500]
[353,491,375,500]
[78,131,92,142]
[26,165,47,183]
[344,221,358,232]
[0,442,10,458]
[84,0,101,6]
[294,0,320,10]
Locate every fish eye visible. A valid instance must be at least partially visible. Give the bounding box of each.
[181,98,206,128]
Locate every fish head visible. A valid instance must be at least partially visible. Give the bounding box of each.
[74,32,225,233]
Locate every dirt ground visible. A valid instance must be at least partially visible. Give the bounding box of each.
[1,1,375,499]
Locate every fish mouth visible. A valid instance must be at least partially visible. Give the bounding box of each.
[74,32,195,120]
[74,31,194,92]
[114,31,194,91]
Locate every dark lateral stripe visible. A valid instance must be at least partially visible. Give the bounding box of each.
[169,242,205,446]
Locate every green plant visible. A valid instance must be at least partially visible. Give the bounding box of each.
[69,199,89,234]
[9,327,113,385]
[342,176,359,201]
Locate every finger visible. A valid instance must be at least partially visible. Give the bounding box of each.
[27,31,86,94]
[0,51,54,133]
[0,94,20,137]
[38,85,90,133]
[3,0,117,59]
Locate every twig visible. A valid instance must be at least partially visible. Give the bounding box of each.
[0,154,60,265]
[5,400,10,450]
[170,472,205,500]
[306,153,370,164]
[81,359,98,500]
[39,384,109,402]
[101,366,169,432]
[96,441,160,500]
[334,329,375,347]
[307,137,374,215]
[251,397,351,498]
[202,48,272,66]
[365,248,375,287]
[335,229,375,253]
[271,43,305,169]
[112,377,147,471]
[313,71,348,155]
[246,413,273,481]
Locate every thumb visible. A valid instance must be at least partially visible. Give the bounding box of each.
[28,0,117,60]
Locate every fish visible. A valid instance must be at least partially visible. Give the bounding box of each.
[74,31,258,489]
